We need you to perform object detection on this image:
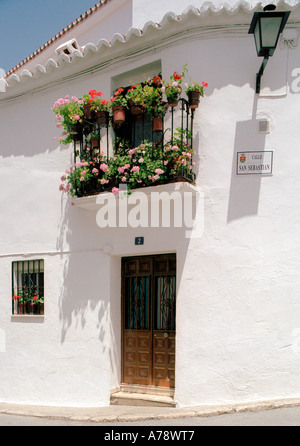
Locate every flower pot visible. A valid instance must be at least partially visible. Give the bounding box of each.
[112,106,126,125]
[152,117,163,132]
[187,91,201,109]
[18,303,25,314]
[91,138,100,149]
[70,122,83,141]
[130,103,144,116]
[84,103,94,120]
[167,97,179,108]
[96,110,109,127]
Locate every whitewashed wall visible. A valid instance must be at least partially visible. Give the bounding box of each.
[0,2,300,407]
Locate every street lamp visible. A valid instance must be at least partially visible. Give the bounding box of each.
[248,4,290,93]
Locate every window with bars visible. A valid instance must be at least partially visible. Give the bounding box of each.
[12,260,44,315]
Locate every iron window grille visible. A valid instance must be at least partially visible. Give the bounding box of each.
[12,260,44,315]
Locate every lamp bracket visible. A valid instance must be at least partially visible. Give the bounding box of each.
[256,55,269,94]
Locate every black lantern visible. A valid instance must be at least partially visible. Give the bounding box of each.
[248,4,290,93]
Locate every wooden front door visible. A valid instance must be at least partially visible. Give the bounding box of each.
[122,254,176,388]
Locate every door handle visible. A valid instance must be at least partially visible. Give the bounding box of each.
[163,332,169,338]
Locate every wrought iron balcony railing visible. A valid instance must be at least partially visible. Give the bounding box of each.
[64,98,197,198]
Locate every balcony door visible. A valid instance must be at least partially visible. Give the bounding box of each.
[122,254,176,388]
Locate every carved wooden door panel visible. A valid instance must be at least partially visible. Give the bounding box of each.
[122,254,176,388]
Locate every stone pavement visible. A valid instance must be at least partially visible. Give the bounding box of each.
[0,398,300,423]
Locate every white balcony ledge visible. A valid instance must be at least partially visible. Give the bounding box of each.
[73,181,199,211]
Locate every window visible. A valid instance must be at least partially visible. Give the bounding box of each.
[12,260,44,315]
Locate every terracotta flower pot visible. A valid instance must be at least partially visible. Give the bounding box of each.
[18,303,25,314]
[112,106,126,125]
[187,91,201,109]
[96,110,109,126]
[152,117,163,132]
[167,97,179,108]
[84,103,94,120]
[130,102,144,116]
[91,138,100,149]
[70,122,83,141]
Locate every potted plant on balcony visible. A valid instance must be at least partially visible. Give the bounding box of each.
[81,89,103,120]
[125,83,146,116]
[162,66,187,107]
[143,83,166,132]
[185,81,208,109]
[111,88,128,125]
[89,91,111,126]
[164,128,195,181]
[86,132,101,149]
[52,95,84,144]
[101,140,168,193]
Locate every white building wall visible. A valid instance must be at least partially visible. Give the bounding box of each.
[0,2,300,408]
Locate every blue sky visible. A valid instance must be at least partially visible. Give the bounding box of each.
[0,0,98,75]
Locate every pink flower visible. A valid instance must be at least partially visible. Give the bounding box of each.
[100,179,109,184]
[129,149,135,155]
[155,168,164,175]
[121,176,127,182]
[92,168,99,174]
[100,163,109,172]
[53,137,57,142]
[79,176,85,182]
[112,187,119,195]
[131,166,139,172]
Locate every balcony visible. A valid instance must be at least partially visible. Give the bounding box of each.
[55,75,205,201]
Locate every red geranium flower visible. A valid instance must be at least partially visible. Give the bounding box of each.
[173,72,182,80]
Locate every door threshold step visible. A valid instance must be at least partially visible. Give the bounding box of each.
[110,391,176,407]
[119,384,174,397]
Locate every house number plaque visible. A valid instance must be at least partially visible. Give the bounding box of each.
[135,237,144,245]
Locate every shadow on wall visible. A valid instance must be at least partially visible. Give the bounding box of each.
[227,96,267,222]
[56,197,110,346]
[58,250,110,345]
